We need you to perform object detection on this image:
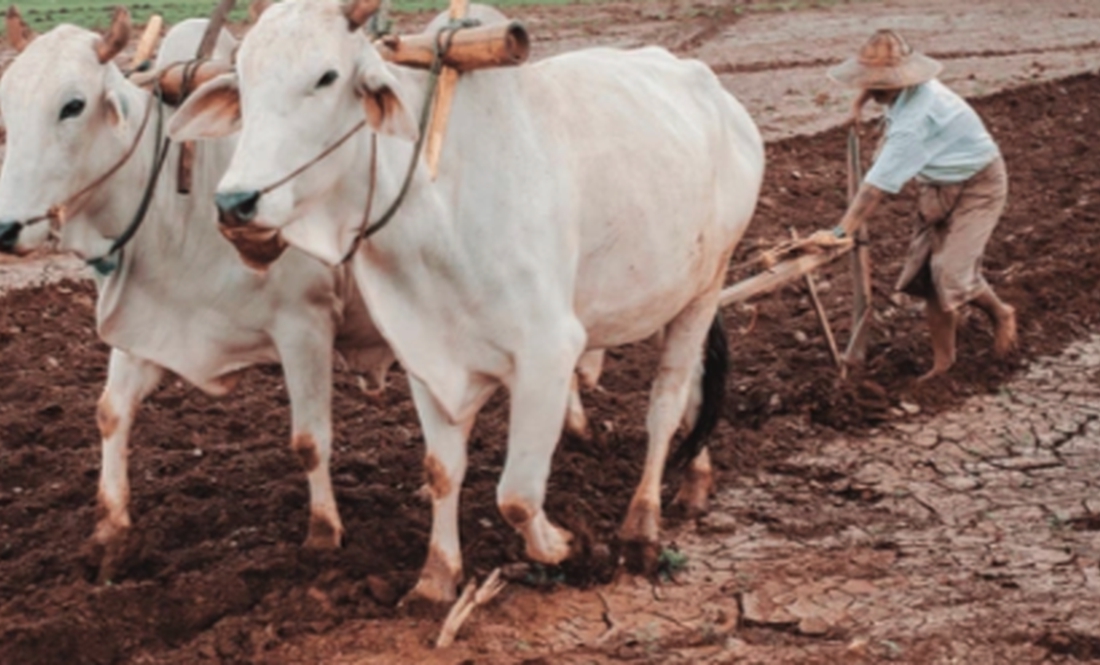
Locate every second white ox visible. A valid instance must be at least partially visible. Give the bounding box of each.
[171,0,765,601]
[0,15,394,560]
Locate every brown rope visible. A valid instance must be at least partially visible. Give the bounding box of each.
[340,133,379,263]
[257,119,369,196]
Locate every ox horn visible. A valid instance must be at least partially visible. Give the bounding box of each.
[129,14,162,73]
[248,0,271,24]
[5,5,36,53]
[343,0,380,32]
[94,6,132,64]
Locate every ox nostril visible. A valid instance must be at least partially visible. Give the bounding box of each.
[0,221,23,253]
[214,190,262,226]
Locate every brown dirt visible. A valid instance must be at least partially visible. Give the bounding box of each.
[2,65,1098,664]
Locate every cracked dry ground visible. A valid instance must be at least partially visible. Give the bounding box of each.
[690,335,1100,664]
[345,336,1100,665]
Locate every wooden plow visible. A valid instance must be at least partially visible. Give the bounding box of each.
[719,126,871,378]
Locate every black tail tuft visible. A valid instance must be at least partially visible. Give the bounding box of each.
[667,314,730,471]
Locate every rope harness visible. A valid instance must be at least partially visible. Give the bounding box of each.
[14,89,171,276]
[240,18,478,265]
[12,19,474,276]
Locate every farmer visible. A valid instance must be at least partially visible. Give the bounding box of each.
[819,29,1017,381]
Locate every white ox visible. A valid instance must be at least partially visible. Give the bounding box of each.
[0,15,396,561]
[0,8,597,567]
[171,0,765,601]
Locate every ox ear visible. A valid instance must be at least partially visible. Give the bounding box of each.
[103,88,130,128]
[247,0,271,24]
[343,0,380,32]
[95,6,131,64]
[356,62,418,142]
[6,5,36,53]
[168,73,242,140]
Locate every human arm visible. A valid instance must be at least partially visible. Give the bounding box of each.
[836,182,887,237]
[806,182,888,247]
[848,88,873,126]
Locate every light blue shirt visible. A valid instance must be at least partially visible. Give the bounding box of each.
[864,79,1000,194]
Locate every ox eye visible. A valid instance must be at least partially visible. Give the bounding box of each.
[59,98,86,121]
[316,70,339,89]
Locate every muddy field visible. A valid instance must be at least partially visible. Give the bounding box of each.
[2,2,1100,664]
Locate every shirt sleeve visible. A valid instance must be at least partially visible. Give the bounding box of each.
[863,128,932,194]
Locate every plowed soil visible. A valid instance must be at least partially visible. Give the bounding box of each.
[2,67,1098,664]
[3,0,1100,661]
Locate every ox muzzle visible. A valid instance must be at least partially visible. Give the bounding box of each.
[214,190,288,270]
[0,221,25,254]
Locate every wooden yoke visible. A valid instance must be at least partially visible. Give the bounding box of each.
[378,21,530,72]
[177,0,237,194]
[133,59,233,105]
[423,0,468,180]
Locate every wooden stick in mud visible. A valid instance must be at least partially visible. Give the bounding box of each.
[435,568,506,648]
[719,241,853,307]
[791,228,843,368]
[843,126,873,367]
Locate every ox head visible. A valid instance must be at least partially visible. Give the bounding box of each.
[168,0,418,268]
[0,7,133,256]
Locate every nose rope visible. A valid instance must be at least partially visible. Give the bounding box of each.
[86,90,173,275]
[254,118,370,197]
[227,18,477,265]
[338,17,476,263]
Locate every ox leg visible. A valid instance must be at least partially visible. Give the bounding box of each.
[281,333,343,549]
[563,349,607,440]
[406,375,493,603]
[671,361,713,517]
[564,373,590,441]
[671,447,714,517]
[498,329,586,565]
[577,348,605,390]
[93,350,164,548]
[621,297,718,572]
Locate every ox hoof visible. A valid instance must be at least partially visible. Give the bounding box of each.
[91,516,130,548]
[620,538,662,576]
[563,409,593,442]
[400,545,462,606]
[83,522,134,584]
[564,421,593,442]
[524,524,574,566]
[303,513,344,550]
[669,491,709,520]
[401,575,459,607]
[670,477,712,519]
[994,305,1019,357]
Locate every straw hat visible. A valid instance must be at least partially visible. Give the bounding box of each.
[828,29,943,90]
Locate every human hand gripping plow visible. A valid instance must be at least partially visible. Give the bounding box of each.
[719,126,870,376]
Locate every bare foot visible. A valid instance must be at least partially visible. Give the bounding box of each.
[994,305,1018,357]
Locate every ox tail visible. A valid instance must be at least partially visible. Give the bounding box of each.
[667,313,730,470]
